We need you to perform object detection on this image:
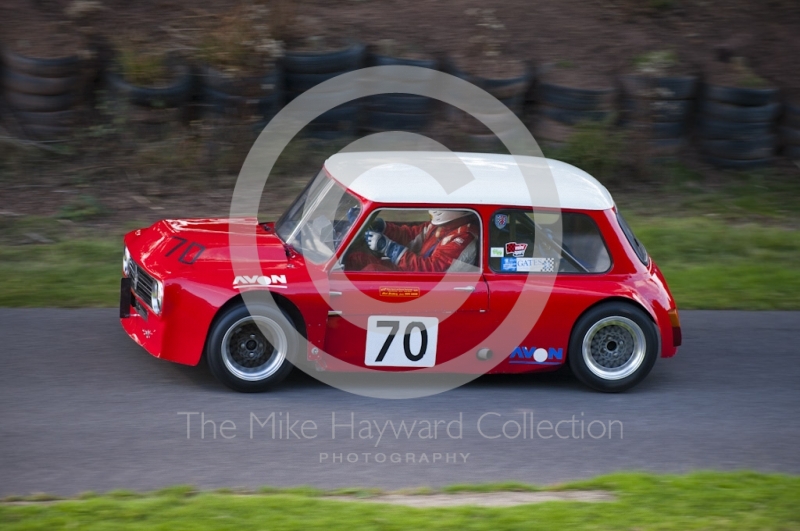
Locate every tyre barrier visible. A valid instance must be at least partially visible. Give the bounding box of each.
[361,52,439,133]
[784,100,800,128]
[199,64,282,122]
[539,104,614,126]
[619,74,697,159]
[1,47,85,140]
[529,73,616,148]
[105,55,193,137]
[778,100,800,160]
[619,74,698,101]
[704,85,779,107]
[702,134,777,160]
[699,83,781,169]
[446,58,532,116]
[698,118,772,140]
[537,82,615,111]
[106,59,192,109]
[701,100,781,123]
[446,57,533,152]
[282,41,365,137]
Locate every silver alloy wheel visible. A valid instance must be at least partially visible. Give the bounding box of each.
[581,316,647,381]
[221,316,288,382]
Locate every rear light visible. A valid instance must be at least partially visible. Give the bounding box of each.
[667,308,681,328]
[667,309,682,347]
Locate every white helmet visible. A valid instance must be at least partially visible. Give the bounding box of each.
[429,210,471,226]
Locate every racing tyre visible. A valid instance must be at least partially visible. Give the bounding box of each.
[207,302,298,393]
[569,302,659,393]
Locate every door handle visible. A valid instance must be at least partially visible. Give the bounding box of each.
[453,286,475,292]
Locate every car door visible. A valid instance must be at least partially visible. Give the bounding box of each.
[323,208,491,370]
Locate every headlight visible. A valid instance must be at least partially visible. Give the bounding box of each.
[151,280,164,315]
[123,247,131,276]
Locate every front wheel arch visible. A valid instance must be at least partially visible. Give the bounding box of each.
[205,298,302,393]
[204,292,307,358]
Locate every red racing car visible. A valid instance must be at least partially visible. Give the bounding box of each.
[120,152,681,393]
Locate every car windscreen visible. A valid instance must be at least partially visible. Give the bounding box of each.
[275,170,361,264]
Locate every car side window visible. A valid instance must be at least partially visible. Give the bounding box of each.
[489,210,611,274]
[342,209,481,273]
[616,212,648,266]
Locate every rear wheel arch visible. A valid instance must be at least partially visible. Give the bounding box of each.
[567,297,660,392]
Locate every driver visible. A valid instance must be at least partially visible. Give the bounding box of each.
[346,210,478,272]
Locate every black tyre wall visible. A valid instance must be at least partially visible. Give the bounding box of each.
[1,48,81,78]
[106,62,193,109]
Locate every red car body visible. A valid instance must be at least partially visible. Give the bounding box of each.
[121,153,680,389]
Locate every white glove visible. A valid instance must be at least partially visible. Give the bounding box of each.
[365,230,387,252]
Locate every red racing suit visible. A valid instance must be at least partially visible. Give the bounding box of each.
[346,216,479,272]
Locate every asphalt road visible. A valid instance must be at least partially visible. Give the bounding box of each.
[1,309,798,496]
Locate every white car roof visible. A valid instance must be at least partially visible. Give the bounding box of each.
[324,152,615,211]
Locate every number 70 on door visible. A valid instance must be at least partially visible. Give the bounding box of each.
[365,316,439,367]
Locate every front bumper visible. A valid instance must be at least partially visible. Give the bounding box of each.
[120,278,165,358]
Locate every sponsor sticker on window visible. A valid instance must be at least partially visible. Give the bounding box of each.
[501,258,517,271]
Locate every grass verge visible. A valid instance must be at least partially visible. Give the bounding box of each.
[631,215,800,310]
[1,472,799,530]
[0,239,121,307]
[0,215,798,309]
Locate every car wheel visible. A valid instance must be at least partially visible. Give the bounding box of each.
[207,302,297,392]
[569,302,659,392]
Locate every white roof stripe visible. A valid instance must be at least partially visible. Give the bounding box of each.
[324,152,615,210]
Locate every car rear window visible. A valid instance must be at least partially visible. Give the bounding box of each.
[488,210,611,273]
[616,212,649,265]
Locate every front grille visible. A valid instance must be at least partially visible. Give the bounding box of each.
[128,260,156,308]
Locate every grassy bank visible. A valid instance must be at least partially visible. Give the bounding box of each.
[1,216,798,309]
[632,215,800,310]
[2,472,799,530]
[0,216,800,310]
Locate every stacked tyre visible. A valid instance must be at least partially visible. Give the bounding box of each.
[698,84,781,169]
[779,100,800,162]
[282,41,365,139]
[362,53,438,134]
[620,74,697,158]
[200,64,282,130]
[2,47,85,140]
[447,58,533,153]
[105,55,193,138]
[531,74,616,149]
